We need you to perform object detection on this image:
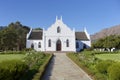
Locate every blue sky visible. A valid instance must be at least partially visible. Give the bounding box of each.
[0,0,120,34]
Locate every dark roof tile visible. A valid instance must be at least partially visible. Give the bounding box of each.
[28,30,43,40]
[75,32,89,40]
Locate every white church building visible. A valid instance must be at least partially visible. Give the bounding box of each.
[26,17,91,52]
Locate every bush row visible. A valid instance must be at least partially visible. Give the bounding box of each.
[0,60,28,80]
[21,52,52,80]
[32,54,53,80]
[0,51,26,54]
[0,51,53,80]
[67,53,95,77]
[67,51,120,80]
[67,52,102,80]
[92,51,119,54]
[96,60,120,80]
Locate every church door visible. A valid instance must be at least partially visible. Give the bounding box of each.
[56,39,61,51]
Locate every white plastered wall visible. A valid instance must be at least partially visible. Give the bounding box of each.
[26,40,43,51]
[44,19,76,52]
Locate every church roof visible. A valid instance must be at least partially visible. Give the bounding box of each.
[28,30,43,40]
[75,32,89,41]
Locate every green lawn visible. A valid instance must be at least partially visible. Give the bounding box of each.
[95,54,120,62]
[0,54,25,62]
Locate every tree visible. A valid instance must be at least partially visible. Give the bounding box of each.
[92,38,104,48]
[34,28,42,30]
[2,27,18,50]
[115,36,120,49]
[92,35,120,51]
[0,31,2,50]
[0,21,30,51]
[103,35,119,51]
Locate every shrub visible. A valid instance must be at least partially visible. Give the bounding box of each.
[21,52,52,80]
[84,48,93,51]
[24,52,46,68]
[23,48,34,51]
[96,60,113,74]
[67,53,94,78]
[32,54,53,80]
[0,60,28,80]
[94,72,107,80]
[108,63,120,80]
[0,51,26,54]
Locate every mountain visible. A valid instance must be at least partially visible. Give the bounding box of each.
[0,26,7,30]
[91,24,120,42]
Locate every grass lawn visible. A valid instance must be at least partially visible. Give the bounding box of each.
[0,54,25,62]
[95,53,120,62]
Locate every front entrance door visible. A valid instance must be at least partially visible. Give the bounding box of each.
[56,39,61,51]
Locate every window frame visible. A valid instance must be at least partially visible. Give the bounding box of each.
[57,26,61,33]
[31,43,34,49]
[38,42,41,48]
[48,39,51,47]
[66,39,69,47]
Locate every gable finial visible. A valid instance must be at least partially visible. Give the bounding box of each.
[84,27,87,32]
[60,16,62,21]
[56,16,58,21]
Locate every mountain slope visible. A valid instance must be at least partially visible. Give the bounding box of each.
[91,24,120,41]
[0,26,7,30]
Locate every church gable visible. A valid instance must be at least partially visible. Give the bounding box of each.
[46,16,74,36]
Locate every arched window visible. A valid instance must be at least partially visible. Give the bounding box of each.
[57,26,61,33]
[48,39,51,47]
[38,42,41,48]
[76,42,79,48]
[66,39,69,47]
[31,43,34,49]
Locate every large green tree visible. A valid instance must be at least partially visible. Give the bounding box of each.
[92,38,104,48]
[92,35,120,51]
[2,27,18,50]
[0,21,30,51]
[103,35,119,49]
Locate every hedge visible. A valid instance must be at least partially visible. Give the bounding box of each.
[0,60,28,80]
[0,51,26,54]
[32,54,53,80]
[67,52,120,80]
[67,52,106,80]
[108,62,120,80]
[96,60,113,74]
[66,53,93,77]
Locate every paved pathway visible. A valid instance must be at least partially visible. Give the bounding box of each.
[41,53,92,80]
